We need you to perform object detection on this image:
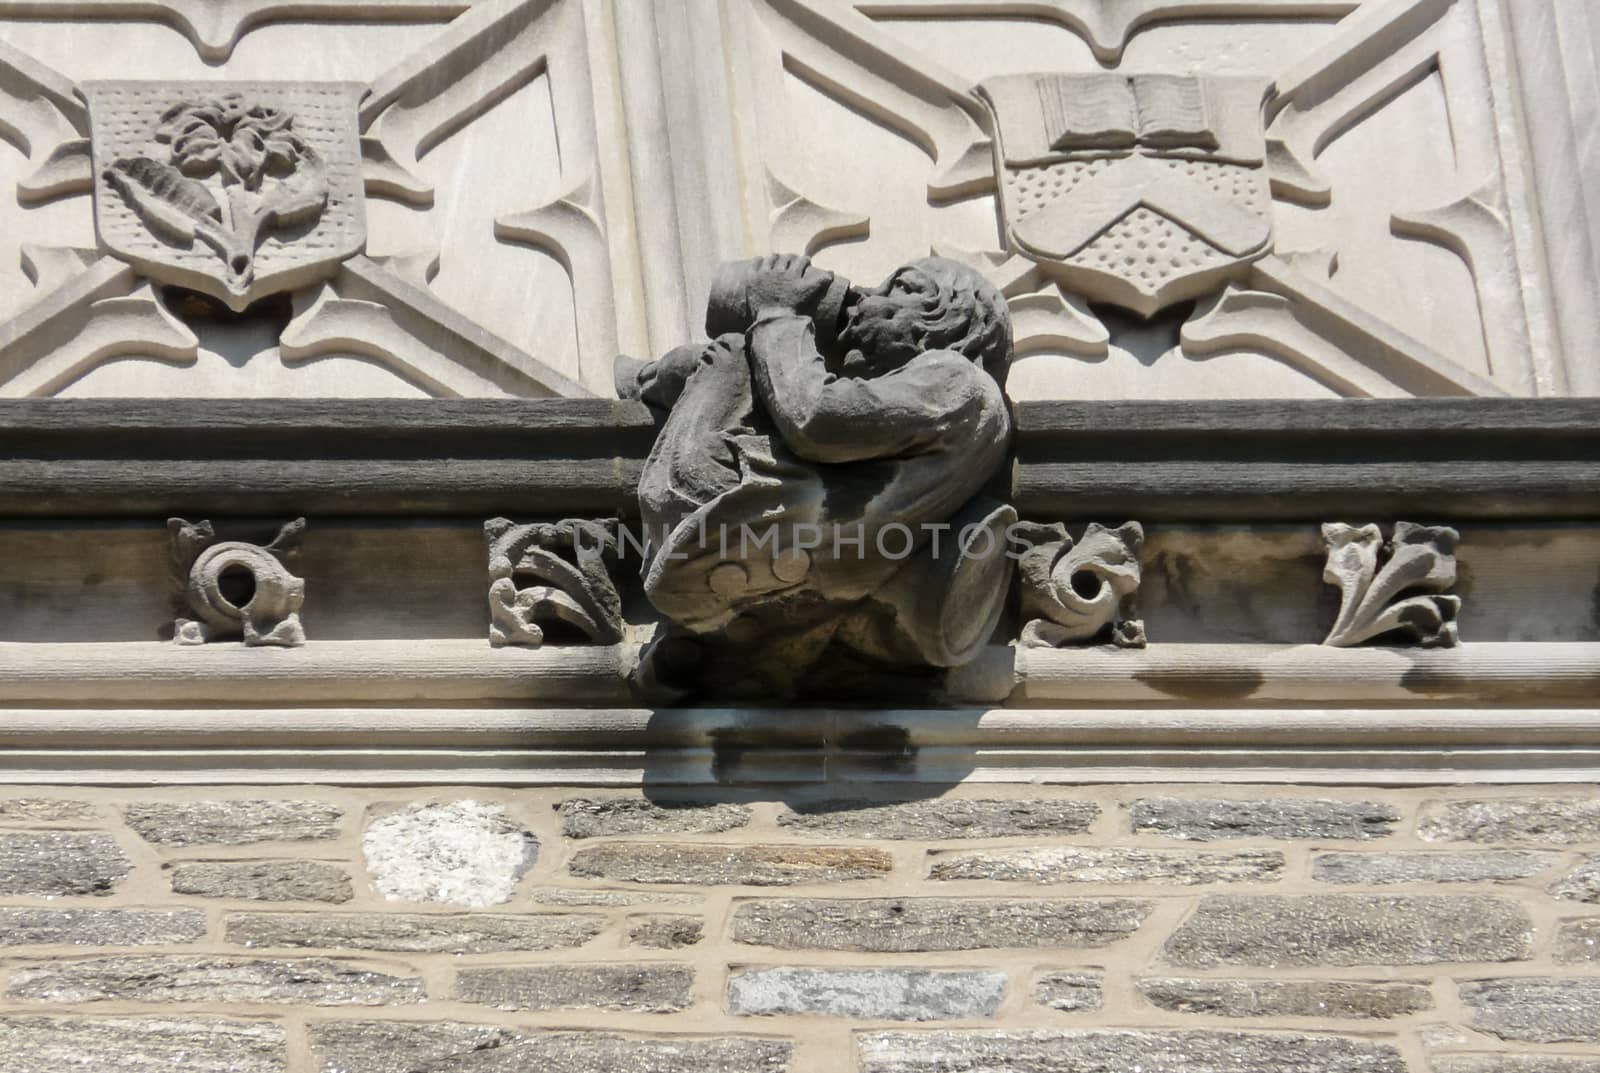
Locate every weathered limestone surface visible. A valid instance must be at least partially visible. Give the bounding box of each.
[1419,799,1600,844]
[1458,978,1600,1043]
[728,967,1007,1020]
[0,908,206,947]
[569,843,893,886]
[0,833,131,896]
[170,860,354,903]
[856,1030,1407,1073]
[1162,895,1533,967]
[778,799,1098,840]
[362,801,537,908]
[628,915,705,949]
[309,1022,792,1073]
[929,847,1283,885]
[6,956,425,1006]
[1312,851,1559,885]
[224,912,603,953]
[0,1017,288,1073]
[1137,977,1434,1019]
[456,964,694,1013]
[126,801,342,846]
[558,798,752,838]
[1034,972,1104,1012]
[733,898,1151,951]
[1130,798,1400,841]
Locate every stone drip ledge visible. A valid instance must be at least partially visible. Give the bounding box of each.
[0,640,1595,706]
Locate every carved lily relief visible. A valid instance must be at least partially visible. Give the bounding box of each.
[485,518,625,647]
[168,517,307,647]
[103,95,328,297]
[1016,521,1146,648]
[1321,522,1460,648]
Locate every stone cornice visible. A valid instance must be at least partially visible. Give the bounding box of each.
[0,397,1597,519]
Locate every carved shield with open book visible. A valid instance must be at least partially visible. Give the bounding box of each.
[978,73,1272,317]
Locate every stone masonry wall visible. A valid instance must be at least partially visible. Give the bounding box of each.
[1,785,1599,1072]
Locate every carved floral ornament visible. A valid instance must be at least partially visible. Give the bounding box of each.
[87,82,364,311]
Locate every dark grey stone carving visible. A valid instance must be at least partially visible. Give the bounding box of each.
[1321,521,1460,647]
[168,517,305,646]
[620,253,1013,700]
[484,518,623,646]
[1016,520,1145,647]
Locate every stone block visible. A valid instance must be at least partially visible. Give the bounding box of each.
[1034,972,1103,1013]
[733,898,1151,952]
[170,860,353,903]
[456,963,693,1013]
[929,847,1283,885]
[1418,798,1600,844]
[6,955,425,1005]
[1459,977,1600,1043]
[728,966,1006,1020]
[528,887,700,907]
[558,797,751,838]
[1136,977,1433,1019]
[568,843,892,886]
[1312,851,1559,885]
[855,1029,1406,1073]
[308,1021,791,1073]
[0,1016,286,1073]
[1162,895,1532,967]
[1548,856,1600,902]
[778,798,1098,840]
[363,801,537,908]
[0,833,130,896]
[1554,918,1600,963]
[1434,1058,1600,1073]
[0,800,100,824]
[224,911,603,953]
[0,908,206,947]
[125,800,342,846]
[1129,798,1399,841]
[627,915,704,949]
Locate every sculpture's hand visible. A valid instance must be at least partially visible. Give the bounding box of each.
[741,253,838,320]
[632,343,707,409]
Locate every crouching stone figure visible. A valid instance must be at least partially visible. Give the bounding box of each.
[619,253,1016,701]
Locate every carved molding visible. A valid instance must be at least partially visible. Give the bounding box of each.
[484,517,624,647]
[1016,520,1145,648]
[1321,521,1460,648]
[168,517,307,647]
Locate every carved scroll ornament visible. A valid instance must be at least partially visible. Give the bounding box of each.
[168,517,306,647]
[1017,520,1146,648]
[1321,521,1460,648]
[484,518,624,647]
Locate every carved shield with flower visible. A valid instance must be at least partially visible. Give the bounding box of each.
[86,82,365,310]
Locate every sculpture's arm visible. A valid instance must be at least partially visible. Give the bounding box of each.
[747,312,975,464]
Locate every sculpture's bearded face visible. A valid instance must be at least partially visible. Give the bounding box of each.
[838,266,938,375]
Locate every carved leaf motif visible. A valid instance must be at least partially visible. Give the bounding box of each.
[103,157,222,245]
[485,518,624,647]
[1322,521,1460,647]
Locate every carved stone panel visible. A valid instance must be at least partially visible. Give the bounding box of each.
[86,82,364,310]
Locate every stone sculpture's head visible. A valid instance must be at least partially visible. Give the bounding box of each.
[837,257,1010,376]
